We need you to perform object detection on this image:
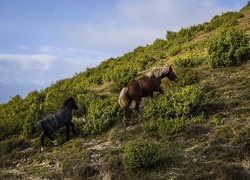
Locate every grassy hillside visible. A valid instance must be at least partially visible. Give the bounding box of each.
[1,2,250,179]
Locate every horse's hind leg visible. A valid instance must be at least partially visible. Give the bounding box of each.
[123,100,132,127]
[66,124,70,141]
[40,130,57,152]
[41,131,54,151]
[40,133,46,152]
[123,107,128,126]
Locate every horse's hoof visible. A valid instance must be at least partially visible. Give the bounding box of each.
[40,147,45,152]
[52,140,58,146]
[125,121,136,126]
[123,120,127,126]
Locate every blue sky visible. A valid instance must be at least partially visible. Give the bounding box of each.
[0,0,248,103]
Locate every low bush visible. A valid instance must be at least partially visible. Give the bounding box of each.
[204,11,244,32]
[141,85,204,135]
[110,67,138,93]
[174,67,200,87]
[0,137,25,154]
[83,95,122,134]
[174,53,204,67]
[122,140,162,169]
[207,28,249,68]
[166,25,203,46]
[167,45,182,56]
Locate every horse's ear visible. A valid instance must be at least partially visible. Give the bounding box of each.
[70,97,75,102]
[169,66,173,71]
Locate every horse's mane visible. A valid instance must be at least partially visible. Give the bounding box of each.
[145,67,170,78]
[61,97,74,108]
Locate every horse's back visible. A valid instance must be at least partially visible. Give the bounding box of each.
[139,76,161,87]
[41,114,60,130]
[136,76,161,97]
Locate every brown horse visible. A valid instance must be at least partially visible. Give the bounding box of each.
[118,66,178,126]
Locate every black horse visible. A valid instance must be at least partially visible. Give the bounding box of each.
[30,97,78,151]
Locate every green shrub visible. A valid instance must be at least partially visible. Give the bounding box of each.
[174,53,204,67]
[83,96,121,134]
[109,66,138,93]
[0,117,24,141]
[143,85,203,119]
[167,45,182,56]
[122,140,162,169]
[204,11,244,32]
[207,28,249,68]
[166,25,203,46]
[175,68,200,87]
[172,86,204,116]
[141,85,204,135]
[0,137,25,154]
[152,116,186,135]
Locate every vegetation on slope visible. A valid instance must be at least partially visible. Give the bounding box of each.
[0,1,250,179]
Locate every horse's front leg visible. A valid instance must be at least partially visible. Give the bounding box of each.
[155,86,164,94]
[69,122,76,134]
[135,99,141,114]
[149,92,154,98]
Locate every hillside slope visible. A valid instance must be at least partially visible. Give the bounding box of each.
[1,2,250,180]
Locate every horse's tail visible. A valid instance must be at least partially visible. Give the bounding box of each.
[29,120,42,135]
[118,87,130,108]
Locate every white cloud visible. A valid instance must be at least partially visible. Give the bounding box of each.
[38,45,106,57]
[38,45,111,65]
[62,0,246,56]
[117,0,237,30]
[63,23,164,55]
[16,45,30,50]
[38,45,61,54]
[0,54,57,71]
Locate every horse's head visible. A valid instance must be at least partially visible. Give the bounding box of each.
[70,97,78,110]
[62,97,78,110]
[148,66,178,82]
[166,66,178,82]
